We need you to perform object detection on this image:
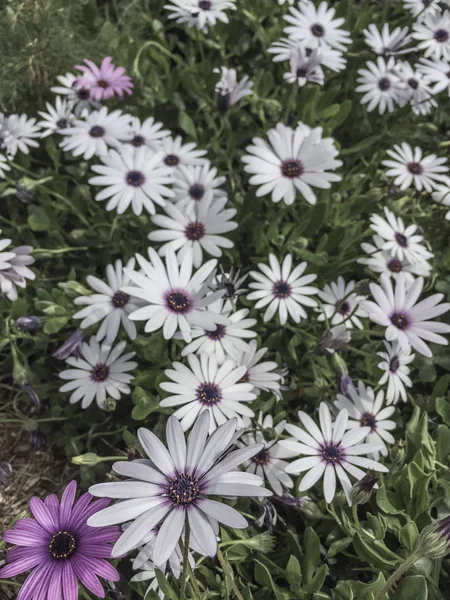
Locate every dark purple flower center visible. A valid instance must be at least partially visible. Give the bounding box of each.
[407,162,423,175]
[252,447,270,465]
[391,312,409,330]
[166,291,192,313]
[296,68,308,78]
[168,473,200,505]
[91,364,110,382]
[164,154,180,167]
[387,258,403,273]
[336,300,351,315]
[281,159,304,178]
[189,183,205,200]
[198,0,211,8]
[197,383,222,405]
[311,23,325,37]
[126,170,146,187]
[408,78,419,90]
[273,281,291,298]
[434,29,449,43]
[322,444,342,464]
[185,221,205,241]
[49,531,77,560]
[97,79,109,89]
[239,370,250,383]
[390,356,400,373]
[378,77,391,91]
[112,291,129,308]
[56,118,69,129]
[422,0,430,5]
[394,232,408,248]
[360,412,377,431]
[77,88,90,100]
[130,135,146,147]
[89,125,105,138]
[207,324,226,340]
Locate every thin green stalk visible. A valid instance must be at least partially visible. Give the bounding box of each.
[352,503,362,533]
[374,551,422,600]
[180,515,190,600]
[187,559,202,599]
[216,546,245,600]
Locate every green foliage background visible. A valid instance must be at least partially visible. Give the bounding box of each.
[1,0,450,598]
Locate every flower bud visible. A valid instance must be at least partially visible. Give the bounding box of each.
[20,382,41,408]
[53,330,84,360]
[15,316,41,332]
[415,519,450,560]
[126,447,143,461]
[71,452,105,466]
[316,325,350,355]
[351,470,378,505]
[103,398,117,412]
[339,373,353,395]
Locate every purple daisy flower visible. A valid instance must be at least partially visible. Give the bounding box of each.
[0,481,121,600]
[74,57,133,101]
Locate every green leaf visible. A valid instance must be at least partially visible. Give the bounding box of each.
[396,575,428,600]
[285,555,302,590]
[376,487,403,515]
[353,532,400,570]
[254,562,292,600]
[155,569,178,600]
[303,527,321,583]
[436,424,450,462]
[432,375,450,400]
[43,316,70,334]
[399,521,419,552]
[178,111,197,140]
[436,398,450,426]
[28,206,51,231]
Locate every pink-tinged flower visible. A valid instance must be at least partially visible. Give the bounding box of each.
[75,57,133,101]
[0,481,120,600]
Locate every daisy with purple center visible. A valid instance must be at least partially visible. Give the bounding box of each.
[75,57,133,101]
[363,272,450,358]
[382,142,448,192]
[233,340,283,400]
[0,480,120,600]
[412,11,450,61]
[127,116,170,151]
[317,276,367,330]
[279,403,388,504]
[355,56,406,114]
[418,57,450,97]
[377,340,414,404]
[50,72,100,117]
[247,254,318,325]
[159,135,208,170]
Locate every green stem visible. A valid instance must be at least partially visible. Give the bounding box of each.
[180,515,190,600]
[33,247,89,256]
[187,558,202,599]
[216,546,245,600]
[352,504,362,533]
[374,551,422,600]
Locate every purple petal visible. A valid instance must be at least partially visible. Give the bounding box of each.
[76,542,115,558]
[88,556,120,581]
[6,546,46,562]
[3,528,48,547]
[62,562,78,600]
[74,499,111,535]
[0,551,44,578]
[11,518,49,537]
[17,563,52,600]
[71,556,106,597]
[66,492,92,530]
[59,481,77,530]
[44,495,60,529]
[30,498,56,533]
[79,527,120,544]
[47,562,63,599]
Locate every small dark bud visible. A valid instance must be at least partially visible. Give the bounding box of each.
[29,430,46,449]
[255,501,284,533]
[316,325,351,355]
[216,92,230,113]
[16,184,33,204]
[15,316,41,332]
[127,447,143,461]
[53,330,84,360]
[339,373,353,395]
[0,462,12,486]
[20,382,41,408]
[351,470,378,505]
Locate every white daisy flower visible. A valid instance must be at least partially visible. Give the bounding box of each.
[0,113,40,158]
[37,97,75,138]
[377,341,414,404]
[356,56,405,114]
[279,403,388,504]
[412,11,450,61]
[50,72,100,117]
[242,122,342,206]
[0,233,18,294]
[178,298,257,363]
[317,277,367,330]
[158,135,208,170]
[214,67,253,112]
[126,116,171,151]
[130,558,162,600]
[60,107,131,160]
[233,340,282,399]
[0,154,10,179]
[88,412,271,565]
[88,146,174,216]
[148,197,237,268]
[160,353,256,432]
[363,24,412,55]
[247,254,318,325]
[403,0,445,21]
[369,207,434,264]
[240,413,293,495]
[0,244,35,301]
[431,183,450,219]
[363,272,450,358]
[73,259,142,344]
[396,62,438,115]
[334,382,396,460]
[122,247,226,343]
[418,57,450,96]
[59,337,137,409]
[164,0,236,32]
[283,1,351,51]
[172,163,227,211]
[358,234,432,281]
[382,142,448,192]
[268,38,346,72]
[283,46,324,86]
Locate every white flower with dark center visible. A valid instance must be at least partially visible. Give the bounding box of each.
[179,298,257,363]
[363,272,450,358]
[358,235,432,281]
[403,0,444,21]
[418,57,450,96]
[0,113,40,158]
[88,412,271,566]
[172,163,227,211]
[0,244,35,301]
[148,197,237,268]
[247,254,318,324]
[363,24,412,55]
[164,0,236,32]
[377,341,414,404]
[0,154,10,178]
[334,382,396,460]
[397,62,437,115]
[126,116,171,151]
[37,97,75,137]
[0,234,19,297]
[60,107,131,159]
[233,340,282,399]
[212,266,249,308]
[431,184,450,219]
[283,46,324,86]
[242,122,342,206]
[268,38,346,72]
[280,403,388,504]
[317,277,367,330]
[240,413,293,495]
[382,142,448,192]
[160,353,256,432]
[73,259,142,344]
[158,135,208,171]
[59,337,137,409]
[356,57,406,114]
[370,207,434,264]
[122,247,226,343]
[89,146,174,215]
[214,67,253,112]
[50,72,100,117]
[283,1,351,51]
[412,11,450,60]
